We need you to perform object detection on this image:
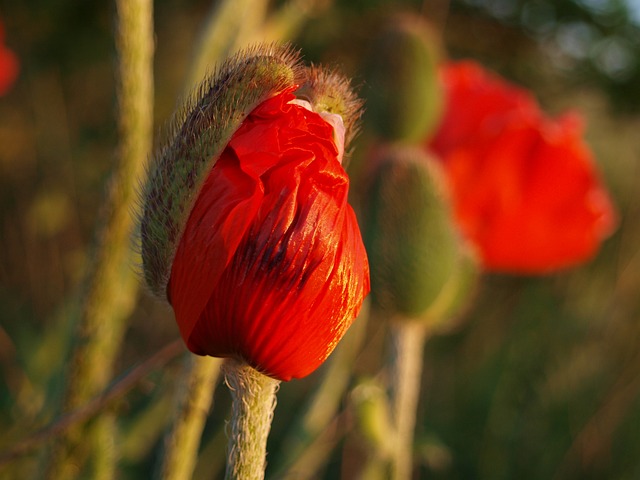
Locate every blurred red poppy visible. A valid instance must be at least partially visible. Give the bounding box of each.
[429,61,617,273]
[0,18,19,95]
[168,89,370,381]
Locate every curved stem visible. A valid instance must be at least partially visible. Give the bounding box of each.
[388,321,428,480]
[222,360,280,480]
[159,355,222,480]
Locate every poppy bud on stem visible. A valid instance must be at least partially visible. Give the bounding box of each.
[141,43,368,480]
[362,145,478,479]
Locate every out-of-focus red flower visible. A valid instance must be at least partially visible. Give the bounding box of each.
[429,61,617,273]
[0,18,19,95]
[168,89,370,381]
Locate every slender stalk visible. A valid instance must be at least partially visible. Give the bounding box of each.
[44,0,153,477]
[388,321,428,480]
[222,360,280,480]
[159,355,222,480]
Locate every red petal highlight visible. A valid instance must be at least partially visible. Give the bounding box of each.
[429,61,617,273]
[169,91,369,380]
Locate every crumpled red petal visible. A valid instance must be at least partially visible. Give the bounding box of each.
[169,90,369,380]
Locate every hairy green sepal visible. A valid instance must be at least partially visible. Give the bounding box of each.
[140,44,303,299]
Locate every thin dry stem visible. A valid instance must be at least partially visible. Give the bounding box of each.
[389,321,428,480]
[0,340,183,470]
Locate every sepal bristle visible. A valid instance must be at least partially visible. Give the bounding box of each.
[140,43,304,299]
[296,66,364,157]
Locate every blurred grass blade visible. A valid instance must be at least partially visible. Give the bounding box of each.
[183,0,269,92]
[259,0,334,44]
[44,0,154,477]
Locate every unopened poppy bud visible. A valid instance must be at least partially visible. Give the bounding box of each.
[362,146,477,327]
[363,14,443,143]
[139,44,370,381]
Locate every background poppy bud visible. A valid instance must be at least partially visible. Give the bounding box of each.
[141,45,369,381]
[362,146,478,327]
[140,44,304,299]
[363,14,444,144]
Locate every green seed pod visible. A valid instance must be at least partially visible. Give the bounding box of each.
[364,14,443,143]
[362,145,478,327]
[140,44,304,299]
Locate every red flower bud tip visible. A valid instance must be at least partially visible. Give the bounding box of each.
[0,18,19,96]
[429,61,617,273]
[167,85,369,381]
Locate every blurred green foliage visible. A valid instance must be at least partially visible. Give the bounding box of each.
[0,0,639,479]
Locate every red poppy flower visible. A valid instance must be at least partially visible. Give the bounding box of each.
[0,18,19,96]
[168,89,370,381]
[429,61,617,273]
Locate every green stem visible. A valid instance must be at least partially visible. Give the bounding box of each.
[222,360,280,480]
[159,355,222,480]
[45,0,153,477]
[388,321,428,480]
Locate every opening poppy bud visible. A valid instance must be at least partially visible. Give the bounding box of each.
[362,145,478,327]
[363,13,444,143]
[140,44,370,381]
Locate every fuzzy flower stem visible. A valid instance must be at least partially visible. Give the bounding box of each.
[159,356,222,480]
[222,360,280,480]
[388,321,428,480]
[44,0,153,477]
